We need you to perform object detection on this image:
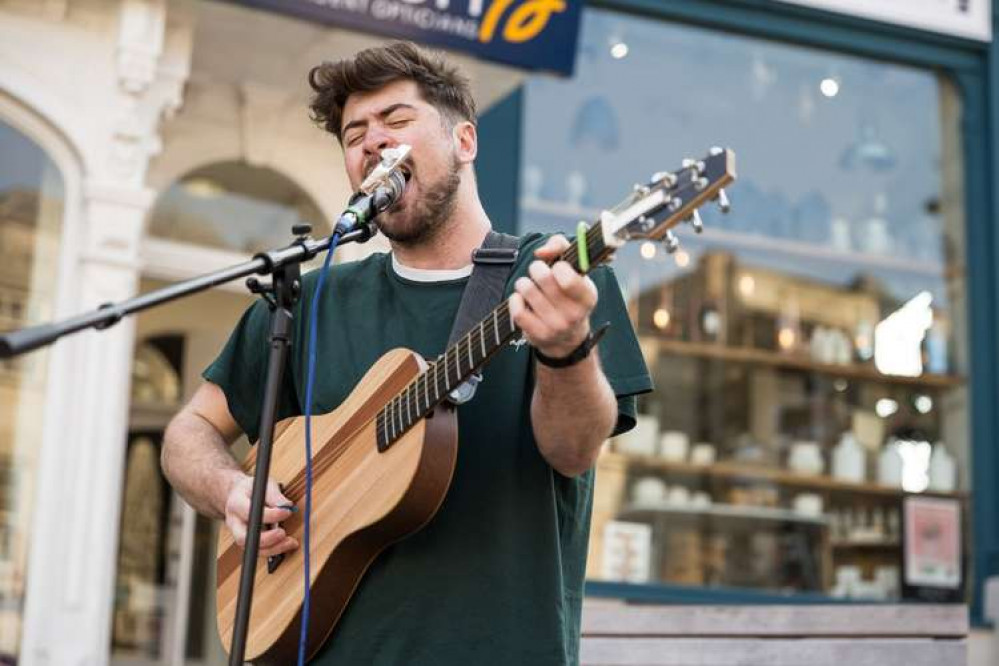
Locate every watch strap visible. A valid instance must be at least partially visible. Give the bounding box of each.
[533,322,610,369]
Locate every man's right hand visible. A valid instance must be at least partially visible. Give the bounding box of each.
[224,473,300,558]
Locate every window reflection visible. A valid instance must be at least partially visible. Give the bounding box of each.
[522,9,968,601]
[149,162,328,254]
[0,118,66,659]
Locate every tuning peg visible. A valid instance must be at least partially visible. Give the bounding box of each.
[716,188,731,214]
[651,171,677,187]
[681,159,705,175]
[687,210,704,233]
[662,230,680,254]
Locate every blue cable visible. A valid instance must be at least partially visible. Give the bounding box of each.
[297,230,341,666]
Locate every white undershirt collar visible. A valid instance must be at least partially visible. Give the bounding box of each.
[390,253,473,283]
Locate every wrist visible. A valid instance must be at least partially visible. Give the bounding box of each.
[216,468,247,516]
[533,323,591,360]
[534,323,610,369]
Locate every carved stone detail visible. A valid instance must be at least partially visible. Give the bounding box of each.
[106,0,190,186]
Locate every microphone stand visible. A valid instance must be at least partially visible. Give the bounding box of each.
[0,221,378,665]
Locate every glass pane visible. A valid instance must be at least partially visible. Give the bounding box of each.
[148,161,328,254]
[0,119,66,658]
[521,9,969,601]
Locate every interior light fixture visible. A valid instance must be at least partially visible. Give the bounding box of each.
[640,241,657,260]
[653,308,671,330]
[610,42,629,59]
[875,398,899,418]
[820,77,840,98]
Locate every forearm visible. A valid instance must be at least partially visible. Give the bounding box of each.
[161,411,246,519]
[531,353,618,477]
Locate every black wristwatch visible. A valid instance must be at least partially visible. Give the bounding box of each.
[533,323,610,369]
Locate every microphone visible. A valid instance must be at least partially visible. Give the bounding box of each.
[334,145,411,235]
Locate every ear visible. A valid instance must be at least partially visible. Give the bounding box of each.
[453,120,478,165]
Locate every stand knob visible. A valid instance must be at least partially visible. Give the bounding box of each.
[292,223,312,237]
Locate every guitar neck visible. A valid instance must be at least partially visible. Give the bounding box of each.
[375,223,614,450]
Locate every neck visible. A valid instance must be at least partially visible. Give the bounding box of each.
[389,172,492,270]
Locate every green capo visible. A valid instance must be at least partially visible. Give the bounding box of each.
[576,221,589,272]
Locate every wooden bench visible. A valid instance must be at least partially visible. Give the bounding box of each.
[581,601,968,665]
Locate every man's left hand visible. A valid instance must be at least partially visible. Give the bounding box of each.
[509,235,598,360]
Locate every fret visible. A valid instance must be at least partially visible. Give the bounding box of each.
[448,347,457,386]
[479,320,487,361]
[393,396,402,439]
[405,387,412,425]
[386,402,395,442]
[462,334,472,376]
[492,311,500,348]
[434,358,443,402]
[422,371,430,411]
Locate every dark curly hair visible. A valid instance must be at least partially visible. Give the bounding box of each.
[308,41,477,143]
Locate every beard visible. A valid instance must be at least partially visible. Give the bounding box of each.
[375,152,461,247]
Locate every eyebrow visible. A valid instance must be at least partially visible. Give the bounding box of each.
[342,103,417,138]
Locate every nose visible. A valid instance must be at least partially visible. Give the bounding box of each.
[362,125,395,158]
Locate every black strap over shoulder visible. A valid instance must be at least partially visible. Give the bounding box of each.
[447,231,520,346]
[443,231,520,405]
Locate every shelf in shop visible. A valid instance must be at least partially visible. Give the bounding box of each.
[619,501,828,526]
[639,337,964,389]
[603,452,967,499]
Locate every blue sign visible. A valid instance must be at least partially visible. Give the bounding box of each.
[223,0,583,76]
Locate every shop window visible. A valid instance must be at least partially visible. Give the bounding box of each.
[521,9,969,602]
[148,161,328,254]
[0,117,66,658]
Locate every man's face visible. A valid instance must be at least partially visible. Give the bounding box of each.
[341,79,467,246]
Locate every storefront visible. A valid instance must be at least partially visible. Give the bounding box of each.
[514,0,996,646]
[0,0,997,664]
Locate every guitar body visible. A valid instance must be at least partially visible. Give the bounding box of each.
[215,348,459,664]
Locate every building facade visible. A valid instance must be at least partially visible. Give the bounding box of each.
[0,1,996,664]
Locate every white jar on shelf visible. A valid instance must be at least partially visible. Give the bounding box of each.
[878,441,904,488]
[929,443,957,492]
[832,432,865,483]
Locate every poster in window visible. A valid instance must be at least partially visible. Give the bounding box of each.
[902,495,964,601]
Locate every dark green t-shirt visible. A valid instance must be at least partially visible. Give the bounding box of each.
[204,234,652,666]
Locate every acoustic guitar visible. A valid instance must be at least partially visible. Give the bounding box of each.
[216,148,737,664]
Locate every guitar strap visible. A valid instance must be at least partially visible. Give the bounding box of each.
[444,230,520,405]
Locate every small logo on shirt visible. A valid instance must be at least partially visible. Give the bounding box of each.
[509,337,528,351]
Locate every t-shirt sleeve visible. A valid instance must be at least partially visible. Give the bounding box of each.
[588,265,654,436]
[202,300,302,443]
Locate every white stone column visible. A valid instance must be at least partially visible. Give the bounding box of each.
[19,183,155,666]
[16,1,191,664]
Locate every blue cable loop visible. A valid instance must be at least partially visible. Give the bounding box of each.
[297,231,341,666]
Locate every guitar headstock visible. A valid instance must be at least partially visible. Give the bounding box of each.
[599,147,736,253]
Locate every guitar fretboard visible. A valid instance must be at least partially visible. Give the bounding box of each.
[375,222,615,451]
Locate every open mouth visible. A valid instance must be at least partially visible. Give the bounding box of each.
[397,162,413,182]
